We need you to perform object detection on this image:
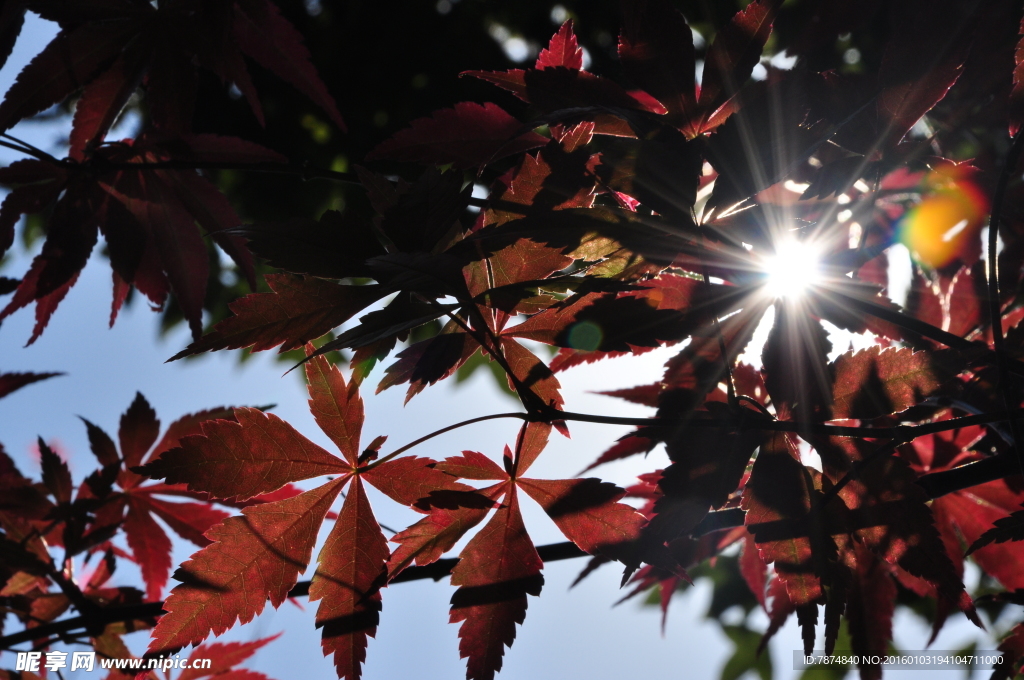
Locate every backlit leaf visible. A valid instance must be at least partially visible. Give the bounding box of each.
[170,275,386,360]
[517,477,645,567]
[536,21,583,71]
[304,350,363,465]
[233,0,345,131]
[618,0,697,131]
[310,477,389,680]
[136,407,349,501]
[150,478,345,653]
[449,486,543,680]
[830,347,959,420]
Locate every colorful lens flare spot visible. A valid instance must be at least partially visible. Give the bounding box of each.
[897,165,989,268]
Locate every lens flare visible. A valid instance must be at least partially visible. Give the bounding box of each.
[897,165,989,269]
[763,239,823,299]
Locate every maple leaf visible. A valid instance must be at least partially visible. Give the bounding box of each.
[507,274,712,354]
[742,432,829,609]
[873,2,971,149]
[150,478,347,653]
[367,102,548,170]
[0,159,66,257]
[0,0,343,145]
[829,346,961,420]
[618,0,698,133]
[478,129,598,229]
[934,480,1024,592]
[0,1,24,74]
[135,408,349,501]
[843,544,897,679]
[645,403,766,544]
[471,65,657,115]
[517,477,646,568]
[696,0,781,126]
[536,20,584,70]
[597,384,661,407]
[377,325,477,403]
[385,491,494,578]
[0,16,143,135]
[232,0,345,131]
[450,485,543,680]
[761,301,834,420]
[147,349,485,678]
[393,423,651,679]
[703,70,826,211]
[499,337,564,415]
[71,394,249,600]
[309,476,389,680]
[0,135,279,341]
[836,452,980,627]
[235,209,387,280]
[175,634,281,680]
[581,432,656,473]
[967,508,1024,554]
[1011,17,1024,136]
[170,275,386,359]
[993,623,1024,680]
[0,371,62,399]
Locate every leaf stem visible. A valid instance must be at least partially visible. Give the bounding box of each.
[364,412,527,470]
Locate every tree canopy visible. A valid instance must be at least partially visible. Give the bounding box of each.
[3,1,1024,679]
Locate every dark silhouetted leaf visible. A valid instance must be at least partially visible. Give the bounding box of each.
[830,347,959,420]
[367,102,547,170]
[233,0,345,131]
[170,275,386,360]
[618,0,697,132]
[0,371,62,399]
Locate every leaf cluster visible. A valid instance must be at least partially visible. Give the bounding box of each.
[4,1,1024,680]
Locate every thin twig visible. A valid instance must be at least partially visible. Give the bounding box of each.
[0,542,586,650]
[3,437,1014,652]
[69,157,489,208]
[364,412,527,470]
[549,406,1024,439]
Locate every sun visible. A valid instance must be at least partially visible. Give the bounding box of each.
[762,238,824,299]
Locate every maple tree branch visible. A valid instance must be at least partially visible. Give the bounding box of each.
[986,129,1024,477]
[440,304,549,416]
[3,412,1020,653]
[547,407,1024,439]
[71,157,489,209]
[986,130,1024,355]
[0,542,587,650]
